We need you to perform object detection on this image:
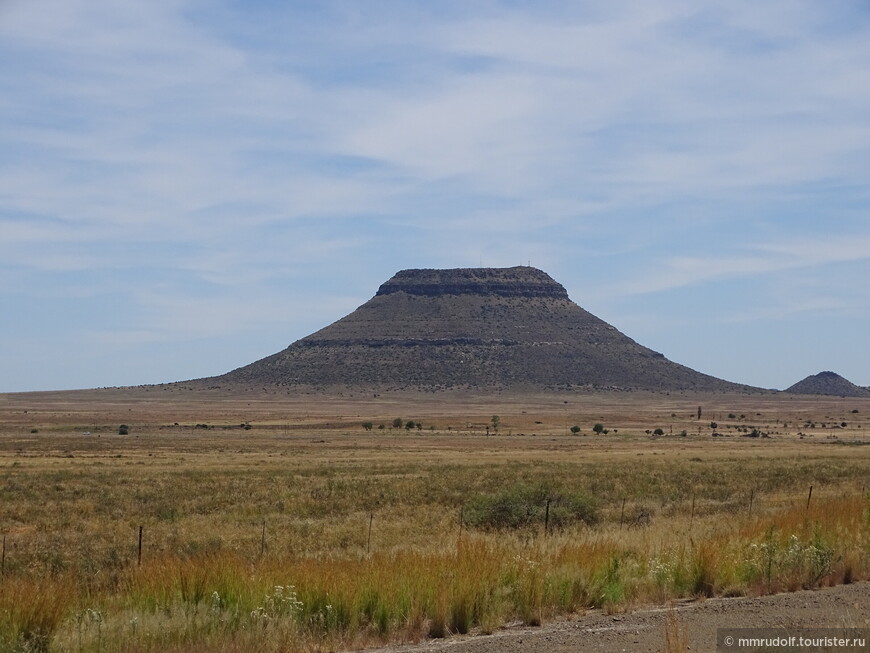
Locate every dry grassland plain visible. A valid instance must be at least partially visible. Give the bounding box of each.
[0,387,868,652]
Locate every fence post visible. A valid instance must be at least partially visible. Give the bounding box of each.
[749,489,755,515]
[619,498,626,529]
[806,485,813,511]
[367,512,373,554]
[137,526,143,567]
[260,520,266,557]
[1,534,6,577]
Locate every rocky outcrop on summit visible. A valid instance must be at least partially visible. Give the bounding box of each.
[785,371,870,397]
[375,267,569,299]
[209,267,756,392]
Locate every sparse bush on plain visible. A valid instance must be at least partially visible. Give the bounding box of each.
[464,484,598,531]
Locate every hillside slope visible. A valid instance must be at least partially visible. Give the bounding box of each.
[207,267,756,392]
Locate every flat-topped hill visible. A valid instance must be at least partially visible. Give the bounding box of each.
[204,267,757,392]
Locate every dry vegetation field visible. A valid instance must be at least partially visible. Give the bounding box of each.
[0,387,868,652]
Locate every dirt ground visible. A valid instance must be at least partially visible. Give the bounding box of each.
[370,582,870,653]
[3,385,870,440]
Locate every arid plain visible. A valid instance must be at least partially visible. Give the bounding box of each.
[1,387,869,652]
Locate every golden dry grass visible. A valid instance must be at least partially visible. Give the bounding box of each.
[0,388,868,651]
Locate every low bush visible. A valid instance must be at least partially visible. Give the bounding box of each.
[464,484,598,531]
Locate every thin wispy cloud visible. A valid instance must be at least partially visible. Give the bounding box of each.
[608,233,870,296]
[1,0,869,391]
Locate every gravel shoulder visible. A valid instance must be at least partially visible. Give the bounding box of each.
[369,582,870,653]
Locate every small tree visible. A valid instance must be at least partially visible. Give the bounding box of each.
[491,415,501,433]
[405,420,416,430]
[570,425,581,435]
[653,428,665,436]
[392,418,403,429]
[361,421,373,431]
[592,423,606,435]
[118,424,129,435]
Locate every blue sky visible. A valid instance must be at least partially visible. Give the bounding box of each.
[2,0,869,392]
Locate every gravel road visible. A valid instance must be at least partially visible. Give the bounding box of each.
[369,582,870,652]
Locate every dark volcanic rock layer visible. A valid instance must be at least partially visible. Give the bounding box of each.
[785,371,870,397]
[375,267,569,299]
[210,267,752,392]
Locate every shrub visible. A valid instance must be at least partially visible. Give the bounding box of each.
[548,491,599,528]
[570,425,581,435]
[118,425,129,435]
[464,484,598,531]
[465,486,538,530]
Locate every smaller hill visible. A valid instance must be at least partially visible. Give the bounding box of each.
[785,371,870,397]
